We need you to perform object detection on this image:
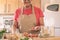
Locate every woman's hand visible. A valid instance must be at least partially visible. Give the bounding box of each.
[31,26,41,31]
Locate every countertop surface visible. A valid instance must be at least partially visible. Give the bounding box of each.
[1,33,60,40]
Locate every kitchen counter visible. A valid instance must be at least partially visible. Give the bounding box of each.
[1,37,60,40]
[2,33,60,40]
[33,37,60,40]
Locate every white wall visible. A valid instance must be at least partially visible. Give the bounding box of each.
[0,16,4,28]
[0,15,13,28]
[44,11,60,27]
[44,11,60,36]
[41,0,50,11]
[41,0,60,11]
[50,0,60,3]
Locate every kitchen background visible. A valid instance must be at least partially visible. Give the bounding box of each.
[0,0,60,36]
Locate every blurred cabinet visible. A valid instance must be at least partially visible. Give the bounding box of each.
[7,0,18,14]
[32,0,41,8]
[0,0,18,15]
[0,0,6,14]
[0,0,41,15]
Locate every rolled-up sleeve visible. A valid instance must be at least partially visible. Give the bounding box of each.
[14,8,21,21]
[39,9,44,17]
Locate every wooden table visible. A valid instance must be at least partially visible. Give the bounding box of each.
[2,33,60,40]
[33,37,60,40]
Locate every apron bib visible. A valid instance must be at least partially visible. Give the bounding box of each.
[18,7,40,34]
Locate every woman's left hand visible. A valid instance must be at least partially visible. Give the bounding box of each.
[31,26,41,31]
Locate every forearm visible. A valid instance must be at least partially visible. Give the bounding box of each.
[39,17,44,32]
[40,17,44,26]
[12,20,18,33]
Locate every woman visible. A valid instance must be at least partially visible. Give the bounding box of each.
[13,0,44,36]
